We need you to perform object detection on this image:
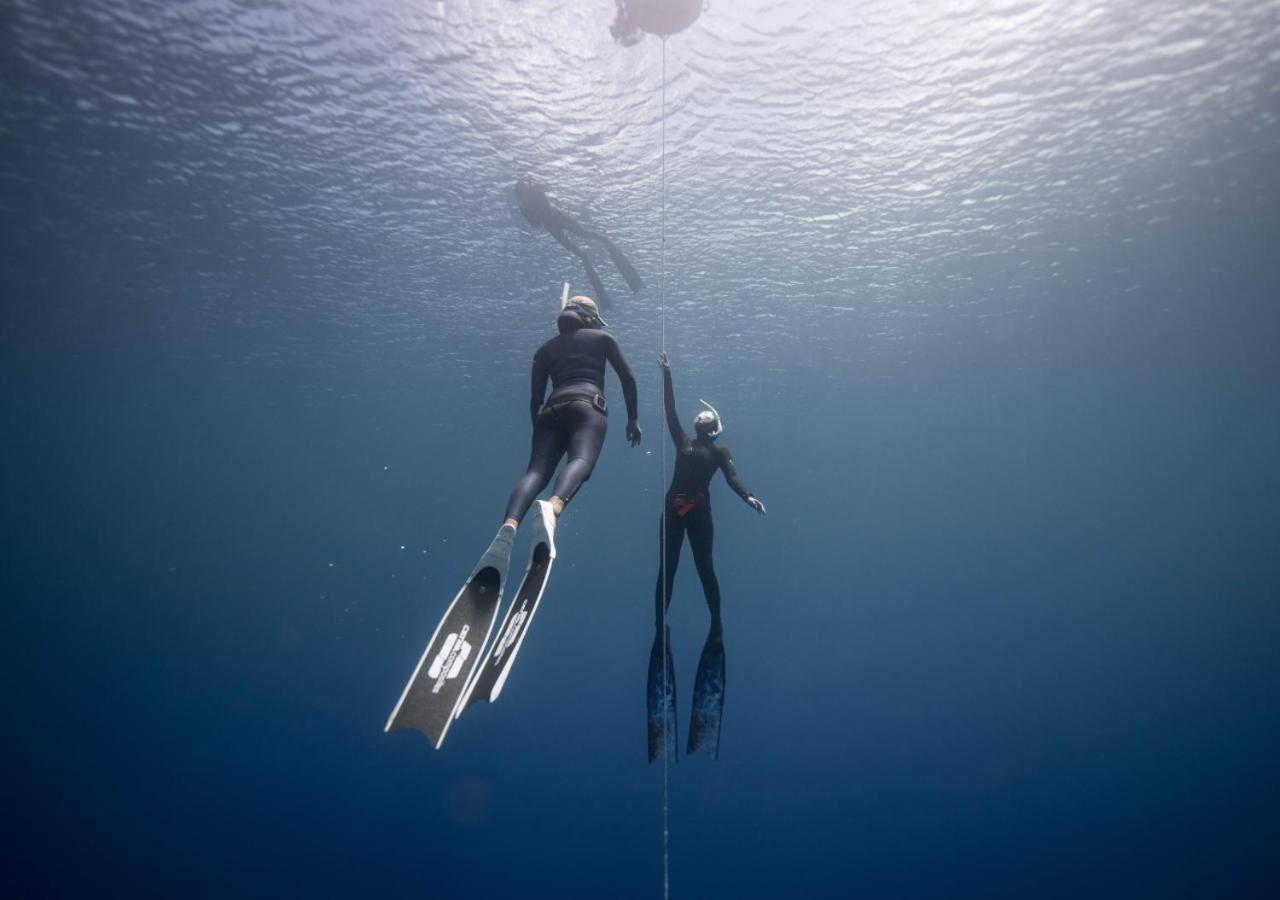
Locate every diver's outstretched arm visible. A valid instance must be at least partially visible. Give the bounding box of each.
[551,227,612,309]
[718,449,766,514]
[563,219,645,292]
[659,356,687,449]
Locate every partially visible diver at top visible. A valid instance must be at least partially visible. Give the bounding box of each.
[611,0,704,45]
[515,177,644,310]
[648,352,766,763]
[385,286,641,751]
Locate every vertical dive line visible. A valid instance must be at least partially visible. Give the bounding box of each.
[659,36,670,900]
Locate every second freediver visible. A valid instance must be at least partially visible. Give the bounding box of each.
[649,353,766,762]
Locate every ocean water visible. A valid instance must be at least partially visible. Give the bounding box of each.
[3,1,1279,897]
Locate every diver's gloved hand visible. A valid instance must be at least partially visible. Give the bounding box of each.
[658,353,670,370]
[626,419,642,446]
[747,496,767,515]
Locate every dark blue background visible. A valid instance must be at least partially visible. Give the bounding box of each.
[4,2,1280,898]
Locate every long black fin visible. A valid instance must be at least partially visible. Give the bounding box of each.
[554,228,613,309]
[564,220,645,294]
[647,625,678,764]
[595,232,645,292]
[687,624,725,759]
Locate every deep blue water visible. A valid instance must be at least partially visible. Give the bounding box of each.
[4,1,1280,897]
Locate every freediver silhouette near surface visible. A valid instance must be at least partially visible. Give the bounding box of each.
[649,353,766,762]
[387,286,641,748]
[515,177,644,310]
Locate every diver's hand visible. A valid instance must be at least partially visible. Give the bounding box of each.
[658,353,670,370]
[626,419,642,446]
[747,496,767,515]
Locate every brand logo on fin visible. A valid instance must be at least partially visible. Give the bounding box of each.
[428,625,471,692]
[492,606,529,662]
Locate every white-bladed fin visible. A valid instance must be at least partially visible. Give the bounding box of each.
[455,500,559,716]
[384,523,516,748]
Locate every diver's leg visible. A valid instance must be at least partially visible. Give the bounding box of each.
[552,227,612,309]
[687,509,722,626]
[547,402,607,512]
[655,512,685,626]
[565,220,645,292]
[502,413,566,525]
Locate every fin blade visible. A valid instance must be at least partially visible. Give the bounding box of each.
[385,526,514,748]
[457,501,557,717]
[687,627,726,759]
[647,626,679,764]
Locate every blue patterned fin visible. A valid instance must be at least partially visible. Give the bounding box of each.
[687,625,725,759]
[647,626,678,764]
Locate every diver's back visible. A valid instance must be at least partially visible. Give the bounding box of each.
[542,328,610,400]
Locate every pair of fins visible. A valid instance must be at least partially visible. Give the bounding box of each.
[385,500,557,749]
[648,623,725,763]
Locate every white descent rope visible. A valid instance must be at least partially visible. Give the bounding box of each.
[659,34,670,900]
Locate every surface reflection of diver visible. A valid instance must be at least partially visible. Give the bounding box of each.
[649,353,766,763]
[515,177,643,309]
[611,0,704,45]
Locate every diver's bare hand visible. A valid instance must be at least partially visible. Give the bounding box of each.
[658,353,670,370]
[747,496,767,515]
[626,420,643,446]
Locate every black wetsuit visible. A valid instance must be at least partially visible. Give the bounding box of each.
[515,177,644,309]
[503,311,638,523]
[656,367,754,626]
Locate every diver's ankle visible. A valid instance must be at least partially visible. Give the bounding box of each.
[549,496,565,517]
[502,517,518,530]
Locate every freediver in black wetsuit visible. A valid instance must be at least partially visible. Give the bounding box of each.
[515,177,644,310]
[383,293,639,747]
[502,294,641,529]
[648,353,766,762]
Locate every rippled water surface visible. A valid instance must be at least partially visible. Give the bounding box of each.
[4,2,1280,897]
